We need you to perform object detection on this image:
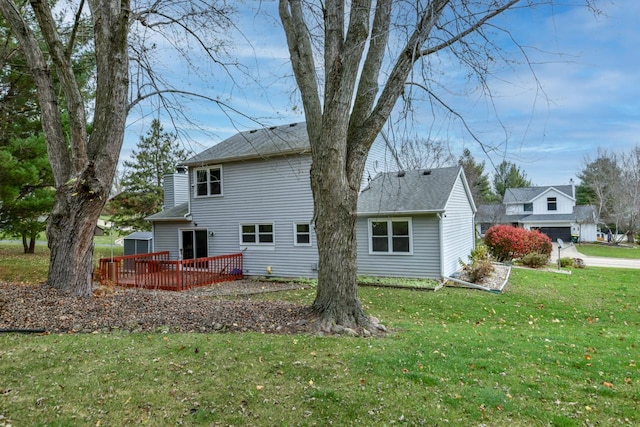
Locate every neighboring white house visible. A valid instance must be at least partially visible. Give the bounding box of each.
[147,122,477,280]
[475,184,598,242]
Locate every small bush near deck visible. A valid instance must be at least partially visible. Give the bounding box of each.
[460,244,494,283]
[520,252,549,268]
[484,225,552,262]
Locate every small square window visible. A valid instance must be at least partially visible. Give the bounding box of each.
[524,203,533,212]
[241,225,256,243]
[295,223,311,246]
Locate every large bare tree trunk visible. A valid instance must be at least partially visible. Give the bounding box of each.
[309,126,369,331]
[279,0,522,333]
[47,164,107,294]
[45,0,129,296]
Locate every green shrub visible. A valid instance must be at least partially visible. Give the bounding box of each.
[460,244,495,283]
[521,252,549,268]
[559,257,574,268]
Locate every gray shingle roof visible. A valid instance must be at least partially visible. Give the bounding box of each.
[184,122,310,166]
[145,202,190,221]
[124,231,153,240]
[503,185,574,203]
[358,166,463,214]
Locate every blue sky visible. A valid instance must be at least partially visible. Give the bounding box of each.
[122,0,639,187]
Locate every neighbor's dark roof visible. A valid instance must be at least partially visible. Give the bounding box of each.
[475,204,514,223]
[184,122,310,166]
[503,185,574,204]
[145,202,190,222]
[358,166,466,215]
[124,231,153,240]
[518,213,577,222]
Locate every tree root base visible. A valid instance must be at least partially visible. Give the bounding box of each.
[300,312,388,337]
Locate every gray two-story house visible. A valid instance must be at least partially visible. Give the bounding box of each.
[475,184,598,242]
[148,122,477,280]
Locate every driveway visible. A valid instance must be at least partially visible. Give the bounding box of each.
[550,243,640,269]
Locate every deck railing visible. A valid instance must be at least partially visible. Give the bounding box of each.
[98,252,243,291]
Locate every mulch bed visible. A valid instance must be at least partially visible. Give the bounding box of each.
[0,280,313,335]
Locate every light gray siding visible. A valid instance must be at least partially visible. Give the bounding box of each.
[163,173,189,209]
[188,154,318,278]
[441,175,475,276]
[151,222,186,258]
[362,133,399,189]
[356,215,441,278]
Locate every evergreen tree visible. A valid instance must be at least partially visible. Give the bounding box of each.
[493,161,532,200]
[109,120,190,231]
[0,135,55,253]
[458,148,497,204]
[0,22,55,252]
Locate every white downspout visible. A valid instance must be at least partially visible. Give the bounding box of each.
[437,213,445,279]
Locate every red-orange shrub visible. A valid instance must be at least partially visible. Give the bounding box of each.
[484,225,552,262]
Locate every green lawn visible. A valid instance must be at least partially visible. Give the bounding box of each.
[0,243,123,283]
[576,243,640,259]
[1,261,638,426]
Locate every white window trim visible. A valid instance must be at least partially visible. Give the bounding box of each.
[194,164,223,198]
[239,222,275,248]
[368,217,413,255]
[293,222,313,247]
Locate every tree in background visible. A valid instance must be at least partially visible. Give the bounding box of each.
[396,137,455,171]
[617,146,640,243]
[0,135,55,253]
[493,161,532,200]
[109,119,190,231]
[577,149,621,226]
[579,147,640,243]
[0,17,56,253]
[458,149,497,204]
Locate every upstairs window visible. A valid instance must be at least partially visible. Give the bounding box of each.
[524,203,533,212]
[547,197,557,211]
[369,218,412,254]
[195,165,222,197]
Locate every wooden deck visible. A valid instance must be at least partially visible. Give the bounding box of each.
[98,252,243,291]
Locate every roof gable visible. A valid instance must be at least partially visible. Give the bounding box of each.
[184,122,310,166]
[358,166,464,214]
[503,185,574,204]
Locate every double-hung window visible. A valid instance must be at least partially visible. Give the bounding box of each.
[294,223,312,246]
[241,223,274,245]
[547,197,557,211]
[369,218,412,254]
[195,165,222,197]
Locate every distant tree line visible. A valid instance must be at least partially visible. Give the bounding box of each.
[577,146,640,243]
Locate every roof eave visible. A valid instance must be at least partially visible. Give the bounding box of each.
[183,149,310,167]
[357,209,445,216]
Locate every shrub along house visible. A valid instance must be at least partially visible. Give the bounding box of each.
[147,122,477,281]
